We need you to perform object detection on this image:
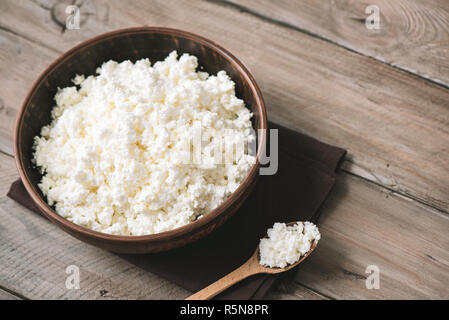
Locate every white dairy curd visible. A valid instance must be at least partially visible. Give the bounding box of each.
[259,222,320,268]
[33,51,256,236]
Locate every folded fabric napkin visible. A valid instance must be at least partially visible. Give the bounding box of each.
[7,122,346,299]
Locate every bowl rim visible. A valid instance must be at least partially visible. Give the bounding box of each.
[14,26,267,244]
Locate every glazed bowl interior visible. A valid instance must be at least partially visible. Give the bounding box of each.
[15,27,266,253]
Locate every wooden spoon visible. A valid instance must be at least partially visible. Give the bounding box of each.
[185,222,318,300]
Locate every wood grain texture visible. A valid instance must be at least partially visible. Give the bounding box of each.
[0,30,57,156]
[0,151,20,196]
[227,0,449,87]
[264,285,328,300]
[297,172,449,299]
[1,151,447,299]
[0,197,190,299]
[0,288,21,300]
[0,0,448,212]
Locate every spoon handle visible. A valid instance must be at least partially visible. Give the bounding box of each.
[185,258,259,300]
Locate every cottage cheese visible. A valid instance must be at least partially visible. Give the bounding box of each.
[32,51,256,236]
[259,222,320,268]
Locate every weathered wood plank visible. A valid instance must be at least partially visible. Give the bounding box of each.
[1,151,448,299]
[0,288,21,300]
[296,173,449,299]
[0,29,57,156]
[0,197,191,300]
[227,0,449,87]
[0,0,448,212]
[0,153,19,196]
[264,285,327,300]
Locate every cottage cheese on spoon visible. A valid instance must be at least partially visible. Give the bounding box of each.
[259,222,320,268]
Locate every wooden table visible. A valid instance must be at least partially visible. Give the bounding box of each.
[0,0,448,300]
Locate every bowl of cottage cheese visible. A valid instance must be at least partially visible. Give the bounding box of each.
[14,27,267,253]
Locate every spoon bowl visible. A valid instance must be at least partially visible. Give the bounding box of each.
[186,221,318,300]
[255,239,318,274]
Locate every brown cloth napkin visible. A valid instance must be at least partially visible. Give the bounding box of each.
[7,122,346,299]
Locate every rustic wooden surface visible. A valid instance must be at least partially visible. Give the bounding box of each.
[0,0,448,300]
[0,289,21,300]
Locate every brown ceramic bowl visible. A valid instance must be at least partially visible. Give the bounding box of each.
[14,27,267,253]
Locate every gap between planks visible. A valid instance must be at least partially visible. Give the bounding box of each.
[0,285,25,300]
